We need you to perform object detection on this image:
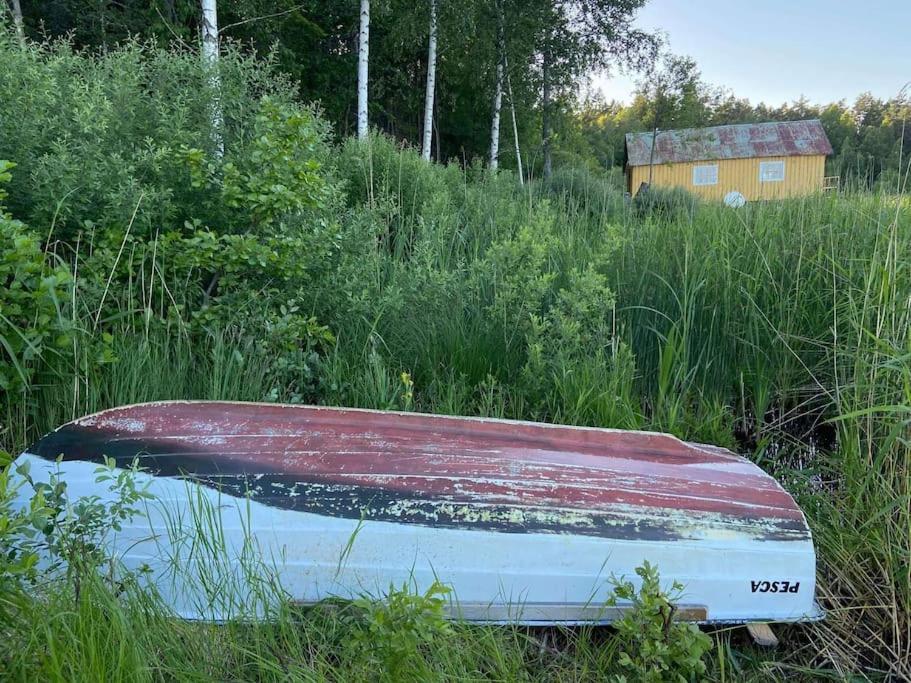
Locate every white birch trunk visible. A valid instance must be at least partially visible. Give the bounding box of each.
[421,0,438,161]
[489,16,507,172]
[8,0,24,44]
[357,0,370,140]
[489,1,505,170]
[489,58,503,170]
[201,0,223,155]
[201,0,219,66]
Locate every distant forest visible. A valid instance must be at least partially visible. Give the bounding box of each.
[565,56,911,190]
[13,0,910,188]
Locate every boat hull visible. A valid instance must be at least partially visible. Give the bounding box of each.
[13,401,821,624]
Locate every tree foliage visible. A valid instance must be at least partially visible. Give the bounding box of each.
[8,2,907,185]
[571,55,911,187]
[9,1,657,172]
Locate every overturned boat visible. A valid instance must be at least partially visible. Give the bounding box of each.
[14,401,821,624]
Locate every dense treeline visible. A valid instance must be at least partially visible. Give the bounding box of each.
[566,56,911,189]
[11,0,655,176]
[9,1,909,190]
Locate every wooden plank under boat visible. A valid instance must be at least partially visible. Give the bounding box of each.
[14,401,822,624]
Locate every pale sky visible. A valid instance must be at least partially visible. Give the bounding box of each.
[592,0,911,106]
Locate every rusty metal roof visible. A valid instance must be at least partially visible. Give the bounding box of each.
[625,119,833,167]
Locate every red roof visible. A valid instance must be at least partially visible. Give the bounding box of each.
[626,119,833,167]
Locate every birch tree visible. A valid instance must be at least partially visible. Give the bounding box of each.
[357,0,370,140]
[542,38,553,178]
[421,0,438,161]
[201,0,219,66]
[489,64,504,169]
[488,0,504,169]
[537,0,657,178]
[639,55,699,186]
[201,0,223,154]
[6,0,24,44]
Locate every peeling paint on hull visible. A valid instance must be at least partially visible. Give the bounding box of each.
[15,401,822,624]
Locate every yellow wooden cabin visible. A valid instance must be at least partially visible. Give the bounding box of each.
[625,120,833,202]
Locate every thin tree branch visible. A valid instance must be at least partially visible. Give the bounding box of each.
[154,6,193,51]
[220,4,307,33]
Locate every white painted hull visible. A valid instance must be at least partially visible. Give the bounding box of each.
[13,453,821,624]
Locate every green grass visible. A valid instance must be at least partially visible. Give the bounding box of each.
[0,555,805,682]
[2,137,910,679]
[3,36,908,679]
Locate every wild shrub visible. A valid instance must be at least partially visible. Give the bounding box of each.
[181,96,336,233]
[336,134,457,217]
[346,580,454,680]
[0,37,344,403]
[477,216,560,351]
[633,185,699,221]
[14,456,153,593]
[526,266,616,364]
[335,133,460,259]
[0,450,45,617]
[521,266,642,427]
[467,205,631,421]
[66,223,339,403]
[0,162,71,392]
[541,166,626,221]
[0,37,331,242]
[609,561,713,682]
[0,452,151,614]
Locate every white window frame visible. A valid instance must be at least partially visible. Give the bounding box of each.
[759,160,786,183]
[692,164,718,186]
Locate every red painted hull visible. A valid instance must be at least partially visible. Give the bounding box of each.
[29,401,809,543]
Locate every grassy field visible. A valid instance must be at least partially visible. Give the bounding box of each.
[1,38,910,681]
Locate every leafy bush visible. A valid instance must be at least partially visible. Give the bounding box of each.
[14,456,152,591]
[541,166,627,220]
[334,133,462,259]
[477,217,560,349]
[521,265,642,427]
[346,580,453,680]
[0,37,343,401]
[182,96,336,233]
[336,133,457,221]
[0,162,71,392]
[609,561,713,682]
[0,37,333,242]
[634,185,699,221]
[0,450,45,617]
[0,452,151,615]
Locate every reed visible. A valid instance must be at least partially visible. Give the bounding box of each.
[2,123,909,678]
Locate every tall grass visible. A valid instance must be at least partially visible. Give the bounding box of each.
[6,179,909,679]
[1,37,909,677]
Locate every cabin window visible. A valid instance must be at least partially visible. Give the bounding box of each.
[692,164,718,186]
[759,160,786,182]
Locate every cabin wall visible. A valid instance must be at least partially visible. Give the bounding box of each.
[628,155,826,201]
